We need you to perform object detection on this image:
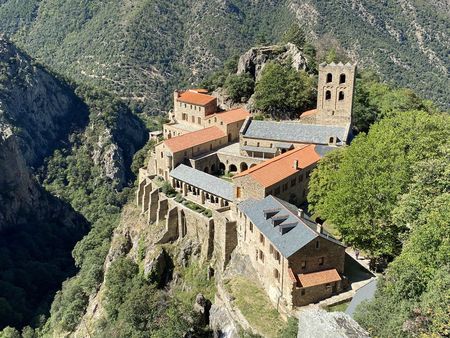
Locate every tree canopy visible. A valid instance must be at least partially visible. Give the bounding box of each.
[355,149,450,337]
[253,62,315,119]
[308,110,450,258]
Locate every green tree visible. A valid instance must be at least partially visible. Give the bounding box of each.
[281,24,306,48]
[308,111,450,259]
[224,73,255,102]
[253,62,314,119]
[104,257,139,320]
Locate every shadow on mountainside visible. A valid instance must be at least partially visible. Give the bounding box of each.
[0,187,89,330]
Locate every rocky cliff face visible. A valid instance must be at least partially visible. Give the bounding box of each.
[237,43,309,81]
[0,36,87,168]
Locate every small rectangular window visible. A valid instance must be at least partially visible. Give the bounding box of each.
[259,233,265,245]
[249,222,253,232]
[301,261,306,269]
[269,244,274,254]
[319,257,324,266]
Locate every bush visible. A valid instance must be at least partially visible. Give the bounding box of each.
[224,73,255,102]
[161,181,176,197]
[253,62,314,119]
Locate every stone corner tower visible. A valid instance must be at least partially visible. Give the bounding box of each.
[316,62,357,126]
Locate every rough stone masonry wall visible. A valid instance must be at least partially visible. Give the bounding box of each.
[212,207,238,270]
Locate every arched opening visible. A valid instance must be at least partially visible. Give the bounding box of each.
[204,167,209,173]
[340,73,346,84]
[326,73,333,83]
[167,133,172,139]
[325,90,331,100]
[219,162,226,174]
[329,137,334,144]
[229,164,238,173]
[338,91,345,101]
[240,162,248,172]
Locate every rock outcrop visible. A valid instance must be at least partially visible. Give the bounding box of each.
[237,43,309,81]
[296,307,370,338]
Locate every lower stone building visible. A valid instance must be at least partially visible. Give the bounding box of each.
[236,195,346,310]
[232,144,333,205]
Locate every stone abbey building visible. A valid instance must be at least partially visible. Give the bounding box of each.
[138,62,356,313]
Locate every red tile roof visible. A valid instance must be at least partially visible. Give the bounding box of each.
[205,108,250,124]
[233,144,321,187]
[300,109,318,117]
[217,108,250,124]
[177,90,216,106]
[298,269,341,288]
[164,126,226,153]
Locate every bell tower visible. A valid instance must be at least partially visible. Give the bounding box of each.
[316,62,356,126]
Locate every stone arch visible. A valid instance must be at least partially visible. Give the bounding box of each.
[326,73,333,83]
[338,91,345,101]
[229,164,237,173]
[240,162,248,172]
[219,162,226,174]
[325,90,331,100]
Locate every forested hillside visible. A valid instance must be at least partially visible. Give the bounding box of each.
[0,0,448,112]
[0,36,147,334]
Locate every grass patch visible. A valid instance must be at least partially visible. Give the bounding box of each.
[172,261,217,307]
[224,277,286,338]
[326,301,350,313]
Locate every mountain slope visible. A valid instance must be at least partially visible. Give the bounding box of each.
[0,36,147,331]
[0,0,448,110]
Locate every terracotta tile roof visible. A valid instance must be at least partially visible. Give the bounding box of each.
[300,109,318,117]
[298,269,341,288]
[164,126,226,153]
[216,108,250,124]
[177,90,216,106]
[233,144,321,187]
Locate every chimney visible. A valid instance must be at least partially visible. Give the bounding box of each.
[316,223,323,234]
[297,209,304,218]
[293,160,299,170]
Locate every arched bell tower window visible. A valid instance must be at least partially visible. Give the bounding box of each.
[338,91,345,101]
[340,74,346,84]
[325,90,331,100]
[326,73,333,83]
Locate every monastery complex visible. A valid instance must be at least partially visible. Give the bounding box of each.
[137,62,357,313]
